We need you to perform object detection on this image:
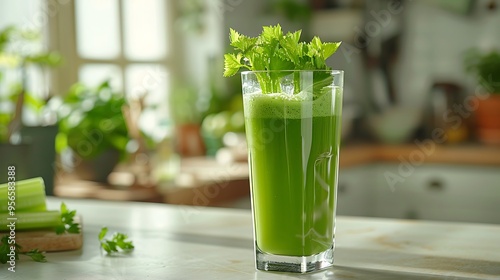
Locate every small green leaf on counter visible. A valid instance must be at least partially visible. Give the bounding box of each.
[98,227,135,255]
[0,235,47,263]
[0,235,18,264]
[98,227,108,241]
[24,249,47,263]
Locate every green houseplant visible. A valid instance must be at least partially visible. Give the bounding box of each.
[0,26,62,194]
[0,26,62,140]
[465,49,500,144]
[57,81,130,182]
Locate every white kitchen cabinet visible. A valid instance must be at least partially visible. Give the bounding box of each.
[336,165,376,217]
[372,164,500,224]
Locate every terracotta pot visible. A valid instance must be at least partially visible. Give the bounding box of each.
[475,95,500,144]
[175,124,206,157]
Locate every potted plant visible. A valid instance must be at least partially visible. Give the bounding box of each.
[56,81,130,182]
[0,26,62,194]
[465,49,500,144]
[169,82,206,157]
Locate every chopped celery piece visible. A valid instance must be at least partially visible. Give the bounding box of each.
[0,177,47,213]
[0,211,62,231]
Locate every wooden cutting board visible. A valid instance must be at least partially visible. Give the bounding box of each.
[1,216,83,252]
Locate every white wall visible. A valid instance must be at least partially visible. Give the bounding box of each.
[223,0,307,42]
[178,0,226,87]
[396,1,500,106]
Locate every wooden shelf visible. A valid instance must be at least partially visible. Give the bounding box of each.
[54,157,250,206]
[340,144,500,168]
[54,177,163,202]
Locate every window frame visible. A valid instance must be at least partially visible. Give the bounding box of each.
[47,0,179,97]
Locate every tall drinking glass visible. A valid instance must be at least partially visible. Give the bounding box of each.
[241,70,343,273]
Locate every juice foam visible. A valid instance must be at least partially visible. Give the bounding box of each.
[243,87,342,119]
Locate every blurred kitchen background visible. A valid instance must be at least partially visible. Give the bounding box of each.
[0,0,499,224]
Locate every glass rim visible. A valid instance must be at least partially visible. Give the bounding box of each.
[241,69,343,75]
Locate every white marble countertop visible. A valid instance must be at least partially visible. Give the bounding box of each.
[2,197,500,280]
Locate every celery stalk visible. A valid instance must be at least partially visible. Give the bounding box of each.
[0,177,47,213]
[0,211,62,231]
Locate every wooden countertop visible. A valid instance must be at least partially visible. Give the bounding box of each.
[340,144,500,168]
[7,197,499,279]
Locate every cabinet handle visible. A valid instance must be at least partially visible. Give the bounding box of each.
[338,183,347,194]
[405,210,419,220]
[428,179,445,191]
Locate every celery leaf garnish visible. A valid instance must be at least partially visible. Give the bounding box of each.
[55,202,80,235]
[223,24,341,95]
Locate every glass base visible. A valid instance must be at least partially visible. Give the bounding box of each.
[255,244,334,273]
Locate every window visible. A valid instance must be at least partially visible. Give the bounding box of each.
[50,0,175,139]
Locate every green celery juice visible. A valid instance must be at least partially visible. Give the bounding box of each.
[244,89,342,256]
